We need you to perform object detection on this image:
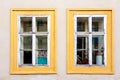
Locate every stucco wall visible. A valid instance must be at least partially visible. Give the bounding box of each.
[0,0,120,80]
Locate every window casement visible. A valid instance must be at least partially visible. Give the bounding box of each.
[10,9,56,74]
[67,9,114,74]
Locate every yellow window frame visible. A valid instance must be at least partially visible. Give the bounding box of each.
[10,8,57,74]
[67,9,114,74]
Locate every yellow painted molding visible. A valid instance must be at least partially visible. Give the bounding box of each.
[10,8,57,74]
[67,9,114,74]
[11,8,57,11]
[67,8,114,11]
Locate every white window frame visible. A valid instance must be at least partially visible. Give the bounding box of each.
[74,15,107,66]
[18,15,50,66]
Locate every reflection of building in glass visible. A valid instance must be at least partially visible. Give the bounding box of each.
[36,17,47,32]
[21,17,32,32]
[77,17,88,32]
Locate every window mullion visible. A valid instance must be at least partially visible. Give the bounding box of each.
[18,34,21,66]
[18,16,21,66]
[89,16,92,32]
[75,34,77,65]
[104,34,107,66]
[32,17,36,66]
[89,34,92,65]
[47,16,50,66]
[104,16,107,66]
[32,16,36,32]
[32,34,36,66]
[89,16,92,65]
[74,16,77,65]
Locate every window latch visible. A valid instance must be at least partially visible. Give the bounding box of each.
[32,32,36,34]
[89,32,92,34]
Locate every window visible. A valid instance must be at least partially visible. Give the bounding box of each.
[10,9,56,74]
[19,16,49,66]
[67,9,114,74]
[75,15,106,66]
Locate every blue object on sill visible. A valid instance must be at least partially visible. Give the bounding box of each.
[37,57,47,65]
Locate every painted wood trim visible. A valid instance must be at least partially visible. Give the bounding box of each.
[10,8,57,74]
[66,9,114,74]
[67,8,114,11]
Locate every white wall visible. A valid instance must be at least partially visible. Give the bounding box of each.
[0,0,120,80]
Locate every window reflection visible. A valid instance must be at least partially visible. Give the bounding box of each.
[92,36,104,65]
[92,17,104,32]
[77,37,89,65]
[21,17,32,32]
[36,17,47,32]
[77,17,88,32]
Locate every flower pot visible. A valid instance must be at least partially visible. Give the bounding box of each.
[96,52,103,65]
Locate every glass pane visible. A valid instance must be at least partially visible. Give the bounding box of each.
[77,37,88,49]
[36,36,47,49]
[92,35,104,65]
[36,17,47,32]
[77,51,89,64]
[76,37,89,65]
[21,17,32,32]
[92,17,104,32]
[23,51,32,64]
[77,17,88,32]
[36,50,47,65]
[21,36,32,49]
